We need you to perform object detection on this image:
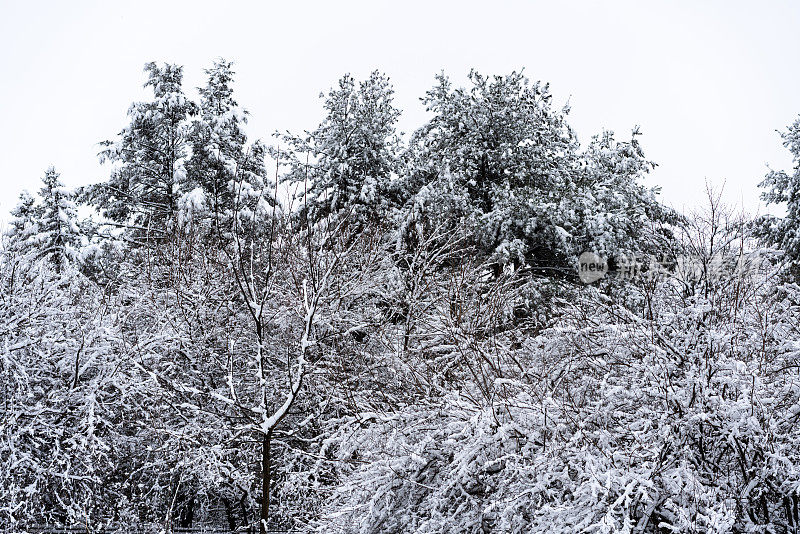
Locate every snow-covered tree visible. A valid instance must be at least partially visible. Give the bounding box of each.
[568,128,680,261]
[0,257,125,531]
[36,167,81,270]
[5,190,38,255]
[278,71,401,228]
[106,175,393,531]
[94,62,199,239]
[401,71,578,266]
[5,168,80,270]
[402,71,676,277]
[757,114,800,277]
[186,59,270,237]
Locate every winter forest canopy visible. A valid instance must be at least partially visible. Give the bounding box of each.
[4,59,800,534]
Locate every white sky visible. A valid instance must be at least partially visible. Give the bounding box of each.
[1,0,799,220]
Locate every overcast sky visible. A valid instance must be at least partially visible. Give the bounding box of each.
[1,0,799,220]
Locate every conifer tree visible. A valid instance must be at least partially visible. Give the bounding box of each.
[6,168,80,270]
[95,62,198,239]
[757,115,800,275]
[402,71,579,269]
[403,71,674,275]
[278,71,401,228]
[36,167,80,271]
[5,190,38,256]
[186,59,269,236]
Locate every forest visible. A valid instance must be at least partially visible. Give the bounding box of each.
[3,59,800,534]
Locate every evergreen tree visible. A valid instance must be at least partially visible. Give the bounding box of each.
[402,70,579,269]
[568,128,679,260]
[402,71,674,276]
[94,62,198,239]
[278,71,401,228]
[757,114,800,274]
[35,167,81,271]
[5,190,38,256]
[186,59,269,236]
[6,168,80,270]
[412,71,578,214]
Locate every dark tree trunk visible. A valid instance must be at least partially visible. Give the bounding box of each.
[239,491,251,532]
[260,430,273,534]
[222,497,237,532]
[179,495,195,528]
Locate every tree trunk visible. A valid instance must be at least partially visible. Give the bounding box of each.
[260,430,273,534]
[179,495,195,528]
[239,492,250,531]
[222,497,237,532]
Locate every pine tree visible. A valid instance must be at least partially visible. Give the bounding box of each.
[412,71,577,213]
[568,128,679,260]
[6,169,81,270]
[5,190,38,256]
[402,71,579,269]
[278,71,401,228]
[35,167,81,271]
[757,115,800,275]
[94,62,199,240]
[186,59,269,236]
[402,71,674,276]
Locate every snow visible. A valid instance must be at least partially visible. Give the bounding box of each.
[3,61,800,534]
[177,187,206,226]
